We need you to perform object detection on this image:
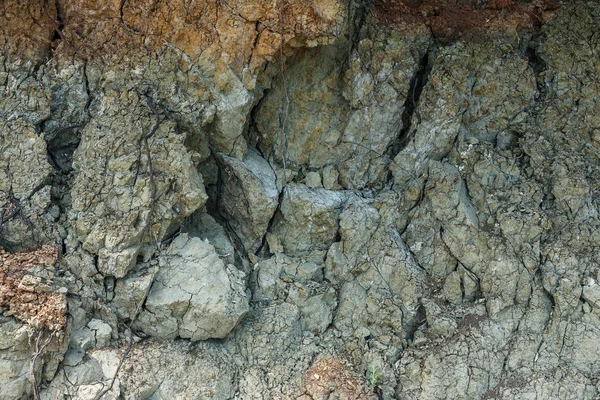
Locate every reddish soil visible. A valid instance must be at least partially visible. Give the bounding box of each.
[371,0,561,43]
[299,358,377,399]
[0,246,67,331]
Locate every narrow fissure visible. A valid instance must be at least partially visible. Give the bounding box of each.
[82,63,92,116]
[404,303,426,343]
[348,0,371,55]
[50,1,65,43]
[253,187,285,258]
[119,0,127,23]
[44,124,84,173]
[242,81,286,259]
[525,36,549,107]
[386,50,432,160]
[183,148,251,272]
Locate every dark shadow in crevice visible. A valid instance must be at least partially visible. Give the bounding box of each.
[44,123,83,174]
[525,38,549,105]
[404,303,427,343]
[386,50,432,160]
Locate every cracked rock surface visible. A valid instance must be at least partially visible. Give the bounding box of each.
[2,0,600,399]
[135,234,249,341]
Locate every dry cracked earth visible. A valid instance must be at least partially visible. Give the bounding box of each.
[2,0,600,399]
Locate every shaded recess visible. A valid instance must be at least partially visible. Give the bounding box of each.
[44,124,83,173]
[386,50,432,159]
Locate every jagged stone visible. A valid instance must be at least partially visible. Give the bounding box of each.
[110,266,156,321]
[64,348,85,367]
[253,256,283,304]
[299,288,337,334]
[135,234,248,341]
[87,319,112,348]
[442,270,462,305]
[70,328,95,351]
[217,149,280,254]
[183,212,237,265]
[582,281,600,309]
[305,172,323,189]
[322,165,341,190]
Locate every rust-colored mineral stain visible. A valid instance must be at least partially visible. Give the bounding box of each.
[0,0,57,61]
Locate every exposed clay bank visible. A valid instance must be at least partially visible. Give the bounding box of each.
[1,1,600,399]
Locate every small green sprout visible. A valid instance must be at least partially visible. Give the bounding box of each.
[368,363,380,388]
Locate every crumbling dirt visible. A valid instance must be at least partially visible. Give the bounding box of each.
[0,246,67,331]
[4,0,562,67]
[0,0,57,61]
[299,358,377,400]
[371,0,560,43]
[2,0,344,74]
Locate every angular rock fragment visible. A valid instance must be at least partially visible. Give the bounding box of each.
[299,289,337,334]
[217,149,280,254]
[111,267,156,321]
[135,234,248,341]
[183,212,236,265]
[582,280,600,309]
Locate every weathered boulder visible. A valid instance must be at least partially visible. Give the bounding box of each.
[70,90,207,278]
[135,234,249,341]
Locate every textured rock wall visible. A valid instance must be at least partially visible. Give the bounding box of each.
[2,0,600,399]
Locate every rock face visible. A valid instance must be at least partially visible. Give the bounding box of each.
[3,0,600,399]
[0,89,53,251]
[271,184,351,258]
[70,90,208,278]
